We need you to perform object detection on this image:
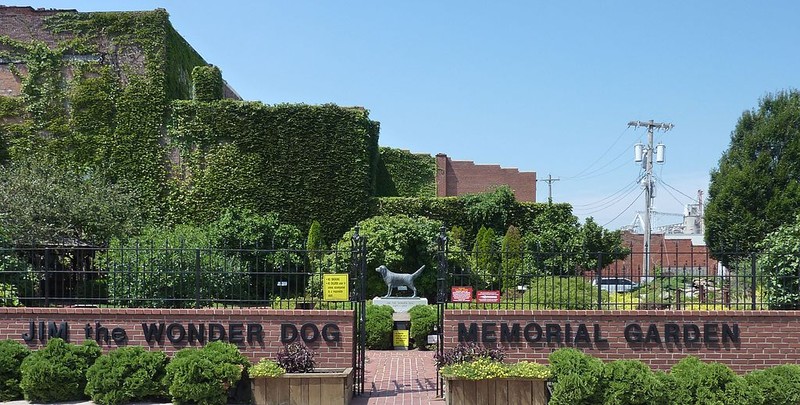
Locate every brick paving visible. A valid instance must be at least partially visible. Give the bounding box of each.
[353,350,444,405]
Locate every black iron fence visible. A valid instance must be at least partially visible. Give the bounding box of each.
[0,245,361,309]
[3,241,799,312]
[436,241,799,311]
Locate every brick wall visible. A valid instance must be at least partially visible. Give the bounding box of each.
[444,309,800,373]
[593,232,719,282]
[436,153,536,201]
[0,307,354,368]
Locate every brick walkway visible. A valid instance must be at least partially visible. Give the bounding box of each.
[352,350,444,405]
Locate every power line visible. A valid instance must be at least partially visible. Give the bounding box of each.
[577,185,642,216]
[565,126,631,180]
[602,188,645,228]
[571,179,639,209]
[657,177,699,202]
[655,177,689,208]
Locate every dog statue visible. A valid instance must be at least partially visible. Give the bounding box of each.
[376,265,426,298]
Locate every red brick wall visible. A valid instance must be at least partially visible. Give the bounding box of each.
[0,308,354,368]
[444,310,800,373]
[435,153,536,202]
[594,232,719,282]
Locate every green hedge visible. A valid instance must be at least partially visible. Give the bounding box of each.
[366,304,394,349]
[165,341,249,405]
[0,340,30,401]
[19,339,101,402]
[546,349,782,405]
[85,346,168,405]
[170,100,380,242]
[408,305,437,350]
[375,147,436,197]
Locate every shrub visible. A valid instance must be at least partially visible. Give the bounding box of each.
[434,342,504,368]
[524,276,606,309]
[746,364,800,405]
[327,215,441,300]
[19,339,101,402]
[408,305,437,350]
[548,348,604,405]
[164,341,249,405]
[102,224,250,308]
[365,304,394,349]
[600,359,663,405]
[276,343,315,373]
[249,359,285,378]
[85,346,168,405]
[0,340,30,401]
[668,356,761,405]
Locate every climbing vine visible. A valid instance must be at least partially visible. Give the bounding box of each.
[0,9,208,227]
[169,100,380,242]
[375,147,436,197]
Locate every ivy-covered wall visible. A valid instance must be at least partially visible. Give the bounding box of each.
[375,147,436,197]
[0,9,208,222]
[169,100,380,242]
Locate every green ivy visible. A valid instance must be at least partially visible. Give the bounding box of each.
[169,100,380,242]
[0,9,209,232]
[376,147,436,197]
[192,65,223,101]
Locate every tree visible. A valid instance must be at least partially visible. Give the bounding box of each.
[327,215,441,300]
[706,90,800,257]
[575,217,628,272]
[472,226,499,288]
[500,225,523,291]
[0,157,142,246]
[757,214,800,309]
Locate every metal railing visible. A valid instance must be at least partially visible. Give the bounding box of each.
[0,246,359,309]
[438,246,794,311]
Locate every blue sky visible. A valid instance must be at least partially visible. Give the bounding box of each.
[20,1,800,229]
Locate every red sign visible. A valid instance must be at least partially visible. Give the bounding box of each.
[476,290,501,304]
[451,286,473,303]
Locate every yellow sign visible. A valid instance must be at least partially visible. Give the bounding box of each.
[323,274,349,301]
[393,329,409,347]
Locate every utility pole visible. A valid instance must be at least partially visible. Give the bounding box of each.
[629,120,673,283]
[539,174,560,204]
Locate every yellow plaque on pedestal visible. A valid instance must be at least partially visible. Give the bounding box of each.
[393,329,409,347]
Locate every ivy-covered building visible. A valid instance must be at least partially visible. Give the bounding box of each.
[0,6,380,242]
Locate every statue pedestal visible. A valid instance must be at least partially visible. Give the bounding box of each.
[372,297,428,314]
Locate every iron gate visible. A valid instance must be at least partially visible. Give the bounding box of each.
[349,226,367,396]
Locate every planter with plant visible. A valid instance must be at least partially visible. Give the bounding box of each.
[436,343,550,405]
[250,342,354,405]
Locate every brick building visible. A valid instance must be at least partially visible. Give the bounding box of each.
[600,231,719,282]
[435,153,537,202]
[0,6,240,99]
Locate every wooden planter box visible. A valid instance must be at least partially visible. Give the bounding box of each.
[444,377,548,405]
[251,367,354,405]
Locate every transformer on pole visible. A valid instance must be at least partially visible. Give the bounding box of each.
[628,120,673,283]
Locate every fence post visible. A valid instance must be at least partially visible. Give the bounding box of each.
[750,252,757,310]
[195,249,201,309]
[44,248,51,307]
[596,252,603,310]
